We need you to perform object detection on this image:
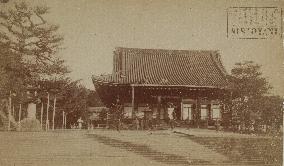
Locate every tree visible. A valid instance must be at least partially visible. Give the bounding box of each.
[0,1,68,96]
[0,2,69,131]
[252,96,283,131]
[59,79,88,127]
[0,0,9,3]
[229,61,281,133]
[38,77,88,129]
[230,61,271,99]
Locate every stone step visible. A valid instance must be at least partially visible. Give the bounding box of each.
[90,134,206,165]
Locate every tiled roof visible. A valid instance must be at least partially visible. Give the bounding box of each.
[92,47,228,88]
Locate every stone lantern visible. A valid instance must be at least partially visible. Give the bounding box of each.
[25,86,40,119]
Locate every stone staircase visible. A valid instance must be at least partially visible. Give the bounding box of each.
[89,130,283,166]
[89,134,211,165]
[186,136,283,165]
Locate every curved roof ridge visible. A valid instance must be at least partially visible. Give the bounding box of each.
[115,47,218,54]
[211,52,228,76]
[93,47,229,88]
[210,52,229,87]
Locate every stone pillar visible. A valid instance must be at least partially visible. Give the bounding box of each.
[27,102,37,119]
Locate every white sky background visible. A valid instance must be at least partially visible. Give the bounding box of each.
[1,0,284,96]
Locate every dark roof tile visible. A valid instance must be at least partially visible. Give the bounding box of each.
[93,47,228,88]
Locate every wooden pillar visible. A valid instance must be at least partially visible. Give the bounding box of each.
[157,96,161,119]
[180,101,183,120]
[196,97,200,128]
[131,85,135,118]
[206,103,211,128]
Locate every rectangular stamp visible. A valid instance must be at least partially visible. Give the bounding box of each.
[227,7,283,39]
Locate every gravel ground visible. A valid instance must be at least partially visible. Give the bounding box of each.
[0,130,166,166]
[0,129,282,166]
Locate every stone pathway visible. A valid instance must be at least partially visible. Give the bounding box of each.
[88,130,230,165]
[182,135,282,165]
[173,128,282,165]
[0,130,281,166]
[172,128,273,138]
[0,130,166,166]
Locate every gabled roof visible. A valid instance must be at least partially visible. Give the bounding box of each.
[93,47,228,88]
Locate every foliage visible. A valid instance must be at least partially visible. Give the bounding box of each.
[0,2,90,130]
[98,108,108,121]
[19,118,41,131]
[0,1,68,97]
[229,61,282,132]
[37,77,88,127]
[252,96,283,127]
[59,80,88,121]
[230,61,271,99]
[87,90,104,107]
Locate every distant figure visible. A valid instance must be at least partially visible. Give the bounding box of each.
[91,123,94,130]
[140,117,144,130]
[215,119,220,131]
[147,112,153,133]
[167,104,176,130]
[186,117,190,130]
[134,117,139,130]
[116,118,121,132]
[77,117,83,129]
[144,104,153,130]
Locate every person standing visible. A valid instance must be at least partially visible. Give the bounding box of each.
[186,117,190,130]
[77,117,83,129]
[134,117,139,130]
[215,119,220,131]
[144,104,153,130]
[116,118,121,132]
[140,115,144,130]
[148,111,153,132]
[167,103,175,130]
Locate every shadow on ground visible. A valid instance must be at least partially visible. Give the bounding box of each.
[88,134,211,165]
[179,134,283,166]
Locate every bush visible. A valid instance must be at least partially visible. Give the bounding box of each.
[19,118,42,132]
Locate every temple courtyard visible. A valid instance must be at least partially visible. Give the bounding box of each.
[0,129,282,166]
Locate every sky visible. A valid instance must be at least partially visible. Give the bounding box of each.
[2,0,284,96]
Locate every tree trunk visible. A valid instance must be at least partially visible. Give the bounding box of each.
[52,95,56,130]
[8,92,11,131]
[40,102,43,129]
[64,114,67,129]
[62,111,64,129]
[18,104,22,130]
[46,92,50,131]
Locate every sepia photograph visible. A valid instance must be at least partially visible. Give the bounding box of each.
[0,0,283,165]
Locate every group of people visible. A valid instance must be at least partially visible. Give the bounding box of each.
[70,117,84,129]
[133,103,177,131]
[134,116,155,130]
[110,101,178,132]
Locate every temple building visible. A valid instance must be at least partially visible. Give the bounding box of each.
[92,47,231,128]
